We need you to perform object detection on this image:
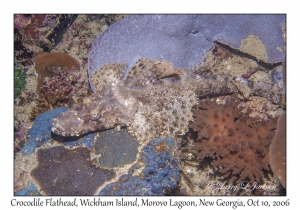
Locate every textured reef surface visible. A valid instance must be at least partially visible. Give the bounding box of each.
[20,107,94,156]
[31,146,116,195]
[14,14,286,196]
[100,137,180,195]
[52,58,284,144]
[15,109,180,195]
[190,98,277,184]
[95,129,139,168]
[20,107,69,155]
[88,15,286,91]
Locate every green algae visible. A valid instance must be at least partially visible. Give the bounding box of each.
[14,62,26,98]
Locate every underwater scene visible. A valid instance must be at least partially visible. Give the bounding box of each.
[14,14,286,196]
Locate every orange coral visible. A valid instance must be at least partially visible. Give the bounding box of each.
[190,97,278,184]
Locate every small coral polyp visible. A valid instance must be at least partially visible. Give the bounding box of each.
[190,97,278,184]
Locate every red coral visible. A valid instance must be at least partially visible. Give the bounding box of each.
[190,97,278,184]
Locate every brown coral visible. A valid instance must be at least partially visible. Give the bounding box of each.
[190,97,278,184]
[31,66,91,119]
[32,52,80,94]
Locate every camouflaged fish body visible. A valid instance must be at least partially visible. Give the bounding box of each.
[52,58,284,143]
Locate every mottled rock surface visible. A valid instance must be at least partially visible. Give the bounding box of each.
[20,107,68,155]
[31,146,116,195]
[95,129,139,168]
[99,137,180,195]
[21,107,94,156]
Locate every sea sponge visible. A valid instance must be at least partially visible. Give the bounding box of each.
[30,146,116,195]
[269,111,286,188]
[99,137,180,195]
[190,97,278,184]
[95,129,139,168]
[88,15,285,91]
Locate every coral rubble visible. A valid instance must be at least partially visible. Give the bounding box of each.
[269,111,286,188]
[99,137,180,195]
[190,98,278,184]
[31,146,116,195]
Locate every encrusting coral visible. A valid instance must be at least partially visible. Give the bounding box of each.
[88,15,286,92]
[190,97,278,184]
[30,146,116,195]
[99,137,180,195]
[94,129,139,168]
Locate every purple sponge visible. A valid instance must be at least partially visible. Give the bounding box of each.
[88,15,286,91]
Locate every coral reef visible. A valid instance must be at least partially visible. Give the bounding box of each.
[190,97,278,184]
[271,68,283,85]
[21,107,95,156]
[32,52,80,93]
[13,15,61,66]
[52,58,284,145]
[99,137,180,195]
[14,14,287,196]
[31,62,91,119]
[88,15,285,91]
[95,129,139,168]
[52,58,234,141]
[14,15,77,55]
[14,15,120,147]
[14,15,59,40]
[269,111,286,188]
[21,107,69,155]
[31,146,116,195]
